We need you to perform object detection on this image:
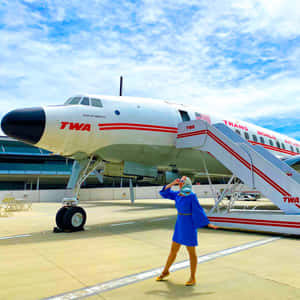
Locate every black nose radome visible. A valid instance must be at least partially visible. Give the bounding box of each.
[1,107,45,144]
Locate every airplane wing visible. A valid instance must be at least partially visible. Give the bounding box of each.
[283,155,300,172]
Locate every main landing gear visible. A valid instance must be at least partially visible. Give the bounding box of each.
[53,157,104,233]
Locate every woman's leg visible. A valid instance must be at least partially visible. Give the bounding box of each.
[162,241,181,274]
[186,246,197,282]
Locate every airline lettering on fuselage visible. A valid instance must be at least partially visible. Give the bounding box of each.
[285,139,300,147]
[257,131,276,140]
[283,196,300,204]
[223,120,248,131]
[60,121,91,132]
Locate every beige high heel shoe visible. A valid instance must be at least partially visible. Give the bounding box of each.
[185,278,196,286]
[155,271,170,281]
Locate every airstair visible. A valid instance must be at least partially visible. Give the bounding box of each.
[176,120,300,235]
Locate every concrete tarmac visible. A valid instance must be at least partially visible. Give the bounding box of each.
[0,199,299,300]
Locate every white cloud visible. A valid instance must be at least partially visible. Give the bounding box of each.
[232,0,300,38]
[0,0,300,137]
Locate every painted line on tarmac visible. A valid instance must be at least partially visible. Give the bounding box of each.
[149,217,170,222]
[111,221,136,227]
[0,234,31,240]
[43,236,280,300]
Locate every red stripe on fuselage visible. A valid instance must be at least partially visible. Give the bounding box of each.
[99,126,177,133]
[249,140,298,156]
[98,123,178,133]
[99,123,178,130]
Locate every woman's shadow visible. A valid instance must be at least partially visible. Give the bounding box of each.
[146,280,215,299]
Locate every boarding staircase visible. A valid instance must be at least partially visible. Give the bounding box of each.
[176,120,300,214]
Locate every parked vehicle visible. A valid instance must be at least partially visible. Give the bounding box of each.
[238,194,256,201]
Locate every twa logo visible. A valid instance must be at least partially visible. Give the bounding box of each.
[186,125,195,130]
[283,196,300,204]
[60,121,91,132]
[223,120,248,131]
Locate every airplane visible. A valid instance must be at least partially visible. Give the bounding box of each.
[2,94,300,231]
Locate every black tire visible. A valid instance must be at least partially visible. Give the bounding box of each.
[56,207,68,229]
[62,206,86,231]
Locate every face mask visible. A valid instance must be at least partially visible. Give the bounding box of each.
[180,186,192,196]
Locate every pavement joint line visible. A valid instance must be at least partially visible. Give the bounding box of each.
[43,236,280,300]
[111,221,136,227]
[0,234,32,240]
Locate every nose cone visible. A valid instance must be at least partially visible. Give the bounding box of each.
[1,107,46,144]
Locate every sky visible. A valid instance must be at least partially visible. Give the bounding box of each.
[0,0,300,138]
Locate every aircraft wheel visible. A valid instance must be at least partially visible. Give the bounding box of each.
[55,206,68,229]
[62,206,86,231]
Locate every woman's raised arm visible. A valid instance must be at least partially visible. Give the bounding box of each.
[159,179,180,200]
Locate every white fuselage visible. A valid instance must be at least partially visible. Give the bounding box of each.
[35,95,300,175]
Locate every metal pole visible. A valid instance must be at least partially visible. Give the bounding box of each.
[201,155,218,202]
[129,178,134,203]
[119,76,123,96]
[36,177,40,202]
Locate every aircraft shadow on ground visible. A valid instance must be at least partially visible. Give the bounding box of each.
[0,200,293,247]
[81,200,278,211]
[82,200,176,212]
[0,213,247,247]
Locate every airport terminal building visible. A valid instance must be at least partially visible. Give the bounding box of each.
[0,136,154,190]
[0,136,74,190]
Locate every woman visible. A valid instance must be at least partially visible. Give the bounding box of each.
[156,176,217,286]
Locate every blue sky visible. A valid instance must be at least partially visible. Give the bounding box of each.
[0,0,300,138]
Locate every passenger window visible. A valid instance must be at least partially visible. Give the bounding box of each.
[179,110,190,122]
[259,137,265,144]
[290,145,294,152]
[244,132,249,140]
[235,130,241,135]
[269,139,274,146]
[252,135,258,142]
[81,97,90,106]
[91,98,103,107]
[69,97,81,105]
[281,143,285,150]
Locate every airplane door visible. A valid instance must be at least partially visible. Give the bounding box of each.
[178,110,191,122]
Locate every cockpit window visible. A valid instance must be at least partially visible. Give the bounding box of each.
[91,98,103,107]
[65,97,73,103]
[68,97,82,105]
[80,97,90,106]
[64,96,103,107]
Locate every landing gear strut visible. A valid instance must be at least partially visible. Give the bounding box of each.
[54,157,104,233]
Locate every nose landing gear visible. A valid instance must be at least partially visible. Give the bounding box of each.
[55,205,87,232]
[53,157,104,233]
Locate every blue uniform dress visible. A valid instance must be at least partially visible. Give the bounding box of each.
[160,186,210,246]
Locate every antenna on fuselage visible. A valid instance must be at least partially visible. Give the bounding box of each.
[119,76,123,96]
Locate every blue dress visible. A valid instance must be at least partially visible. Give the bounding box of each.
[160,186,210,246]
